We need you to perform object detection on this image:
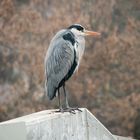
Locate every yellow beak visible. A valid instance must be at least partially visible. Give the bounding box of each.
[84,30,101,37]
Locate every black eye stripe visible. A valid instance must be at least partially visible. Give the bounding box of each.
[68,24,84,31]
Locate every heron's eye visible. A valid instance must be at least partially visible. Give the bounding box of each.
[76,26,84,32]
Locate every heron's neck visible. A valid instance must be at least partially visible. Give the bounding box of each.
[76,35,85,44]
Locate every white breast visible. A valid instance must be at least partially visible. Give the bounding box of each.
[74,37,85,71]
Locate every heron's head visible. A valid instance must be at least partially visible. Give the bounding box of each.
[68,24,101,37]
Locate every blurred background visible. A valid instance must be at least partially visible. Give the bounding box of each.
[0,0,140,139]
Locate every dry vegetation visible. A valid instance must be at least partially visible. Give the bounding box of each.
[0,0,140,138]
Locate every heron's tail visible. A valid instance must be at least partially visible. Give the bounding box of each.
[45,80,56,100]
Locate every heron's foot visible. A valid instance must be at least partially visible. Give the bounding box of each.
[55,108,75,114]
[55,108,65,113]
[56,107,82,114]
[64,107,82,113]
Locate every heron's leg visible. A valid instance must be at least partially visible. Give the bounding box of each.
[63,83,70,108]
[58,88,61,108]
[58,88,63,112]
[56,87,73,113]
[63,84,82,113]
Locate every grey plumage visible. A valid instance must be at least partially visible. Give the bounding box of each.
[44,24,100,112]
[45,29,85,100]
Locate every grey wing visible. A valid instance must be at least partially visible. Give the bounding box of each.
[45,40,75,100]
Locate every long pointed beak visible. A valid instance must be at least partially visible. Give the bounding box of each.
[84,30,101,37]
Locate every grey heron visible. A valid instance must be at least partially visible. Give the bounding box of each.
[45,24,100,113]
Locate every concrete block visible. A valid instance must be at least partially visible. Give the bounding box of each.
[0,108,135,140]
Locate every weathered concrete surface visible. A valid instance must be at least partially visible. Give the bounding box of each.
[114,135,136,140]
[0,108,135,140]
[0,122,26,140]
